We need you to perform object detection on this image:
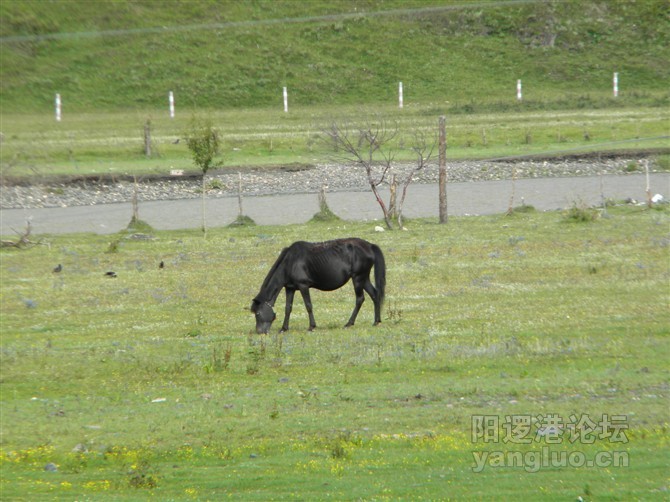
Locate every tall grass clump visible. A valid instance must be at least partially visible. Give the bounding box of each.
[562,202,600,222]
[310,186,342,223]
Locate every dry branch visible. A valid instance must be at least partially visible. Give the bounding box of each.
[0,221,46,249]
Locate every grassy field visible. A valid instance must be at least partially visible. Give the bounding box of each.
[2,104,669,181]
[1,206,668,499]
[1,1,669,499]
[2,0,669,181]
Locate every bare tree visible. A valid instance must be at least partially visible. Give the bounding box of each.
[324,119,396,228]
[324,120,434,229]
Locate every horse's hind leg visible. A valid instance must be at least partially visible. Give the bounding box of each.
[345,280,366,327]
[299,288,317,331]
[363,279,381,325]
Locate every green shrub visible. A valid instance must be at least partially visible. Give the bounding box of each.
[654,155,670,172]
[125,217,154,234]
[228,215,256,227]
[185,118,220,174]
[507,203,536,215]
[207,179,225,190]
[563,203,599,222]
[311,188,342,222]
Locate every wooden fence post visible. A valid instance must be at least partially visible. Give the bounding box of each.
[144,119,152,157]
[238,172,244,217]
[438,115,447,224]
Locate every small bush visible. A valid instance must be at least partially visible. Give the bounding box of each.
[507,203,536,215]
[128,460,158,489]
[208,179,225,190]
[654,155,670,172]
[106,239,120,253]
[205,344,232,373]
[563,203,599,223]
[46,187,65,195]
[228,215,256,227]
[311,206,341,223]
[125,217,154,234]
[623,162,639,173]
[311,187,341,223]
[328,432,362,460]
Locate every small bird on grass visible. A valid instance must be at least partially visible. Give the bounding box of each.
[105,271,117,278]
[159,260,164,269]
[52,264,62,273]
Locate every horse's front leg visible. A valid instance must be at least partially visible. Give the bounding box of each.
[299,288,317,331]
[281,288,295,332]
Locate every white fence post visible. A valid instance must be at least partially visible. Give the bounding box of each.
[399,82,404,109]
[283,86,288,112]
[55,93,61,122]
[169,91,175,118]
[516,79,522,101]
[613,72,619,97]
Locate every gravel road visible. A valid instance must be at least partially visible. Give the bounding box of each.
[1,158,668,235]
[1,157,656,210]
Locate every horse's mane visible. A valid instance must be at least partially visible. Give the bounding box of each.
[259,245,291,293]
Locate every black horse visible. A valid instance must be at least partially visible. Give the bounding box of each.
[251,238,386,334]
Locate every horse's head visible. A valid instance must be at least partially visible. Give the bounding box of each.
[251,299,276,334]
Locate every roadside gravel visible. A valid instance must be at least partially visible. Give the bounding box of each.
[0,157,651,210]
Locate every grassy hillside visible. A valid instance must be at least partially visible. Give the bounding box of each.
[1,0,669,113]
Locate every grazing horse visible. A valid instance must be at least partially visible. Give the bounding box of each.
[251,238,386,334]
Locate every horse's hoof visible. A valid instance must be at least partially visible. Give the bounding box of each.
[308,326,316,332]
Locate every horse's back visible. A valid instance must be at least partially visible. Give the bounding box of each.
[286,238,379,269]
[280,238,377,290]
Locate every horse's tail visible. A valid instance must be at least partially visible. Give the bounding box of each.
[372,244,386,306]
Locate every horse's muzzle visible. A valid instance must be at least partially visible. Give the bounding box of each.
[255,322,272,335]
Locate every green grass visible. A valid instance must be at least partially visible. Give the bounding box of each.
[2,0,669,181]
[2,104,669,181]
[1,1,669,496]
[1,1,668,113]
[1,206,669,499]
